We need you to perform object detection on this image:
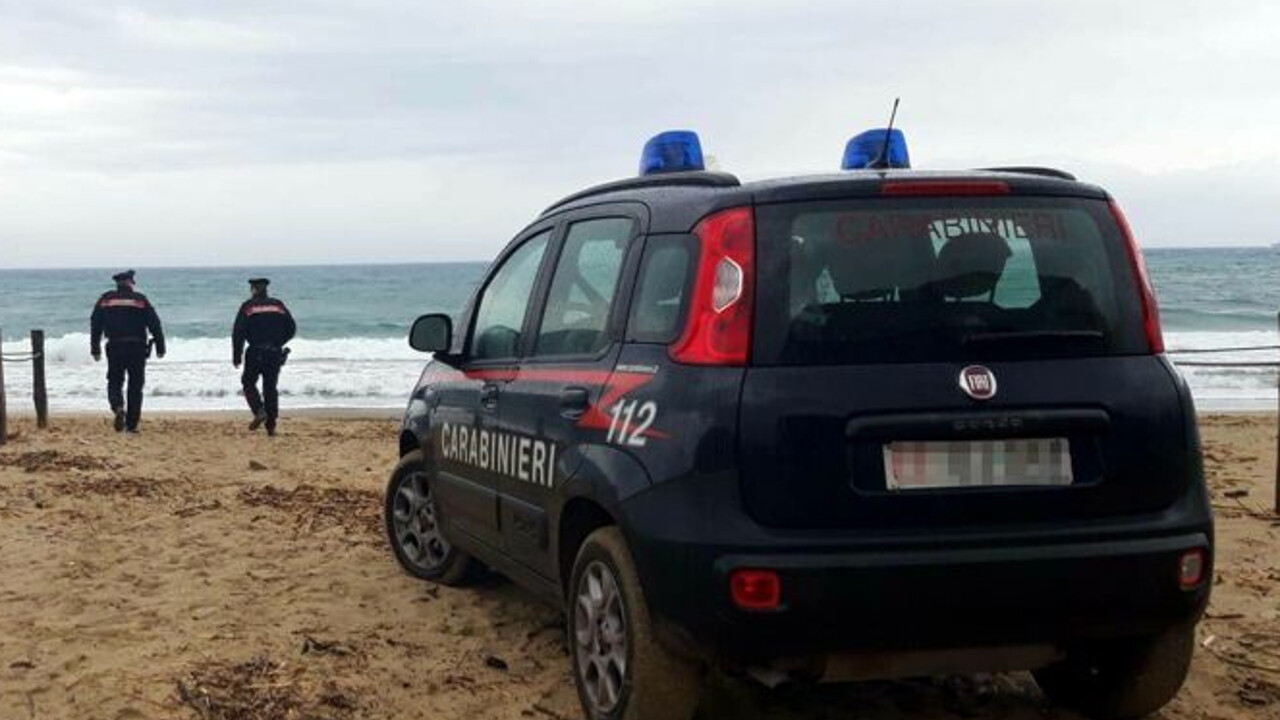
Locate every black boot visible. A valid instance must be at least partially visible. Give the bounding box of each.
[249,410,268,431]
[113,408,127,432]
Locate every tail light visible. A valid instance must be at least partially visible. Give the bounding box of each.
[669,206,755,365]
[1178,549,1206,590]
[729,569,781,611]
[1108,201,1165,353]
[880,180,1010,196]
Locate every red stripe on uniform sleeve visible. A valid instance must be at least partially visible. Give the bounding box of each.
[245,304,286,316]
[98,298,148,309]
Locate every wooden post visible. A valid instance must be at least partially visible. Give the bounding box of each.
[0,328,7,446]
[31,330,48,430]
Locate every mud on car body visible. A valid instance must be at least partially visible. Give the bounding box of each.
[385,129,1212,720]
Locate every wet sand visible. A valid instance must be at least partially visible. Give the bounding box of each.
[0,413,1276,719]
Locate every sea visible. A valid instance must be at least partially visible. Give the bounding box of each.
[0,248,1277,414]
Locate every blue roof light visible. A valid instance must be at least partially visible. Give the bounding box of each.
[841,128,910,170]
[639,130,705,175]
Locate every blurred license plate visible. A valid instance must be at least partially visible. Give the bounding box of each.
[883,438,1073,491]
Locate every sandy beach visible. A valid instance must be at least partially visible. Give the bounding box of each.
[0,412,1276,720]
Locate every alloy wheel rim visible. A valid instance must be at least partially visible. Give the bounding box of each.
[391,469,450,570]
[574,559,628,714]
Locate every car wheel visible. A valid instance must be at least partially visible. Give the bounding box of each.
[384,450,477,585]
[568,526,701,720]
[1033,623,1195,720]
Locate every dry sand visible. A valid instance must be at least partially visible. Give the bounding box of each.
[0,412,1276,720]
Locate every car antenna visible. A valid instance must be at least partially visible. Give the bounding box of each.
[867,97,900,170]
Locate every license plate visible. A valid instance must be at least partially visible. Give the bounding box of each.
[883,438,1073,491]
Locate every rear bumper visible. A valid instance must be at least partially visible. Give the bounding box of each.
[708,534,1209,660]
[622,481,1212,664]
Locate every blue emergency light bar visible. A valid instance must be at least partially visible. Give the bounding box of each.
[842,128,910,170]
[639,130,705,175]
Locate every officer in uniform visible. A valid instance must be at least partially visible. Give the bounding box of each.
[233,278,296,436]
[90,270,166,433]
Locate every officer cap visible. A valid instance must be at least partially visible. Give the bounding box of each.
[112,269,136,283]
[248,277,270,287]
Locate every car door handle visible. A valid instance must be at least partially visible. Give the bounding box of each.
[480,383,500,410]
[560,387,590,418]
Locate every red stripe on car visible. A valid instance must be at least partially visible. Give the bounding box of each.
[462,367,667,439]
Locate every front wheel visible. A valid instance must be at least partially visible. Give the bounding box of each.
[384,450,477,585]
[1034,624,1195,720]
[568,526,702,720]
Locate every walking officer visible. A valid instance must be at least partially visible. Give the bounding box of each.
[233,278,296,436]
[90,269,166,433]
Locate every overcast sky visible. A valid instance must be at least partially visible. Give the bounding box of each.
[1,0,1277,268]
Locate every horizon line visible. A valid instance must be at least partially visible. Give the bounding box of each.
[0,243,1272,272]
[0,259,495,272]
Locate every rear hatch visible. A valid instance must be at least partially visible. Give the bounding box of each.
[739,186,1191,529]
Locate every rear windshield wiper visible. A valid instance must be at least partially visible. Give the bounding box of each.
[961,330,1105,347]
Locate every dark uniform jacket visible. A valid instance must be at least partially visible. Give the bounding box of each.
[90,289,165,356]
[233,296,296,365]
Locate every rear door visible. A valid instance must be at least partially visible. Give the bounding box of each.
[496,209,642,576]
[431,227,554,551]
[740,192,1190,531]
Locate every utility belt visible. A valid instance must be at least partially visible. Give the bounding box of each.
[106,337,148,355]
[248,344,291,365]
[109,338,161,357]
[107,336,146,346]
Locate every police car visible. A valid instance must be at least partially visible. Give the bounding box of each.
[385,128,1212,720]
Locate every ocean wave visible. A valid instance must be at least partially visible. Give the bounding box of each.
[1,330,1273,412]
[49,386,405,400]
[1,342,427,411]
[23,332,424,365]
[1162,306,1278,332]
[1165,330,1279,354]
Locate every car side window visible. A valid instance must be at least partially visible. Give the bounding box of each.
[534,218,633,357]
[628,235,693,343]
[470,231,551,361]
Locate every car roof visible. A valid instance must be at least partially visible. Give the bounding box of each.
[540,168,1112,235]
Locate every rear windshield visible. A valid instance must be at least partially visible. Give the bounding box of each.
[753,196,1149,365]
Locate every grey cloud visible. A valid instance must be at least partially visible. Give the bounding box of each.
[0,0,1277,267]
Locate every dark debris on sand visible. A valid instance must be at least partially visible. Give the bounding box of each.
[175,657,360,720]
[49,475,168,499]
[237,484,381,542]
[0,449,118,473]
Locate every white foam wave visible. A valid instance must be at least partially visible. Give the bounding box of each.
[1,331,1273,412]
[31,332,421,365]
[2,333,427,412]
[1165,331,1278,409]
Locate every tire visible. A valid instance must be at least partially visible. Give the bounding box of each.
[1033,624,1195,720]
[568,526,702,720]
[384,450,478,585]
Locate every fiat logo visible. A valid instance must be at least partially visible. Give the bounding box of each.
[959,365,997,401]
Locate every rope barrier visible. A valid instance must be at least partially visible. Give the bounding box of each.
[1167,344,1280,354]
[0,352,42,361]
[1172,361,1280,368]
